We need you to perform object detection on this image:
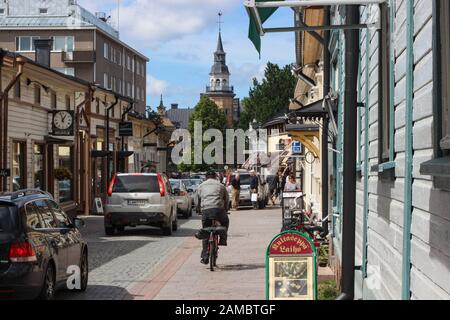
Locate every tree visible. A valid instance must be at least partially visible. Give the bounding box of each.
[239,62,296,129]
[178,96,228,172]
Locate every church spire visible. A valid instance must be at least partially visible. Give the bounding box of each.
[157,94,166,115]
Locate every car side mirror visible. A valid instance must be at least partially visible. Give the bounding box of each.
[187,189,194,193]
[73,218,85,229]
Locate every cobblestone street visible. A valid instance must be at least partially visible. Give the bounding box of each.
[57,207,281,300]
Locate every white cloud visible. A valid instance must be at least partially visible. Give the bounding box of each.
[147,75,169,96]
[79,0,240,48]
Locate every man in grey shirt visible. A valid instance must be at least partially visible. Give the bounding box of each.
[194,171,230,265]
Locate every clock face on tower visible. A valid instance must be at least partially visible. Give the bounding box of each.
[52,110,74,136]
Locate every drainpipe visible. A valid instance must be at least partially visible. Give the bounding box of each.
[337,4,360,301]
[322,6,331,236]
[106,95,119,182]
[401,0,414,300]
[0,54,25,191]
[74,86,95,214]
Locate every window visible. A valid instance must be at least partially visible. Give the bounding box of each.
[65,95,71,110]
[34,85,41,104]
[15,36,39,51]
[142,64,145,77]
[34,200,57,229]
[25,203,44,229]
[439,0,450,155]
[51,92,57,109]
[52,36,74,52]
[132,58,135,72]
[48,201,71,228]
[33,144,45,190]
[118,79,122,94]
[12,141,26,191]
[378,2,393,163]
[96,98,100,114]
[127,82,131,97]
[136,61,140,75]
[104,43,109,59]
[104,73,109,88]
[55,67,75,76]
[0,9,5,15]
[13,80,20,99]
[127,55,131,70]
[39,8,48,14]
[57,146,73,203]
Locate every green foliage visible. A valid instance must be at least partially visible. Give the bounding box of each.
[318,245,329,267]
[188,96,227,133]
[178,96,228,173]
[318,280,339,300]
[239,62,297,129]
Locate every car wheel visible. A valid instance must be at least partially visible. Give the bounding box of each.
[117,226,125,232]
[182,208,190,219]
[76,251,88,292]
[162,215,173,236]
[172,218,178,231]
[39,263,55,300]
[105,225,115,236]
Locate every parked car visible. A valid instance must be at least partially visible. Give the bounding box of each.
[0,189,88,300]
[170,179,192,219]
[182,179,202,207]
[105,173,178,236]
[226,171,269,209]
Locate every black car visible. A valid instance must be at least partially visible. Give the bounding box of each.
[0,190,88,300]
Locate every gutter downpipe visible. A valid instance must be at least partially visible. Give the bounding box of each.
[0,55,25,192]
[337,4,360,301]
[74,86,95,214]
[322,6,331,236]
[401,0,414,300]
[106,95,119,183]
[361,5,371,281]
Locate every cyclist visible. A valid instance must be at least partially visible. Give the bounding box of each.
[194,171,230,265]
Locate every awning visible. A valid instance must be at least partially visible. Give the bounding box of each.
[117,151,134,159]
[91,150,112,158]
[245,0,385,56]
[286,124,320,158]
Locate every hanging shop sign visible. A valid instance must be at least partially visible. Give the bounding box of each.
[292,141,302,155]
[266,231,317,300]
[119,122,133,137]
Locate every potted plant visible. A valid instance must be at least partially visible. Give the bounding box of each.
[54,167,72,181]
[317,245,329,267]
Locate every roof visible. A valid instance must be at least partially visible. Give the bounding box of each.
[0,4,148,61]
[210,32,230,76]
[290,98,337,119]
[166,108,194,129]
[262,110,288,128]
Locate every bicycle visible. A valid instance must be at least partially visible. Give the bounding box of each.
[202,219,227,271]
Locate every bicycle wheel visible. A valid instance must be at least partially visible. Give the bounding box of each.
[209,239,216,271]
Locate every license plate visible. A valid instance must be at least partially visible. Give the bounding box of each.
[127,200,147,206]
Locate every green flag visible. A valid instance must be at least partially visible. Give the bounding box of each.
[247,0,283,57]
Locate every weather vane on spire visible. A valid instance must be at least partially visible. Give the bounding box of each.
[217,11,223,33]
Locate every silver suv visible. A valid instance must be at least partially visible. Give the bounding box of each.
[104,173,178,236]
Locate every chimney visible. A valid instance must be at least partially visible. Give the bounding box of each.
[34,39,53,68]
[171,103,178,110]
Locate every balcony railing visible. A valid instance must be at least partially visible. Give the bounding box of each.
[206,85,234,93]
[62,51,96,63]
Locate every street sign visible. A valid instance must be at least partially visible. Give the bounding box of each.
[119,122,133,137]
[292,141,302,155]
[0,169,11,177]
[266,231,317,300]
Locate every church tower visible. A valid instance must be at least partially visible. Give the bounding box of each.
[203,26,236,128]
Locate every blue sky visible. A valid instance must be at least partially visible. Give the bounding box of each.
[78,0,296,110]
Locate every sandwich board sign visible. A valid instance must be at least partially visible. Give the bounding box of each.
[266,231,317,300]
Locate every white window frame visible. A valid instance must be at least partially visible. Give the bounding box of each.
[15,36,40,52]
[52,36,74,52]
[104,73,109,89]
[104,43,109,60]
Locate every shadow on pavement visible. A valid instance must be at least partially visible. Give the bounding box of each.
[57,285,135,300]
[218,263,266,271]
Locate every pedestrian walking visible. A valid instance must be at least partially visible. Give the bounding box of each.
[231,173,241,210]
[249,170,259,209]
[266,173,279,206]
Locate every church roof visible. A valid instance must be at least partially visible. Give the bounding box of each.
[166,108,194,130]
[210,32,230,76]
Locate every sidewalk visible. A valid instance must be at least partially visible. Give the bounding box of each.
[129,207,281,300]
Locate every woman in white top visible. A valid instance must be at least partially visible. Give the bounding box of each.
[284,175,301,192]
